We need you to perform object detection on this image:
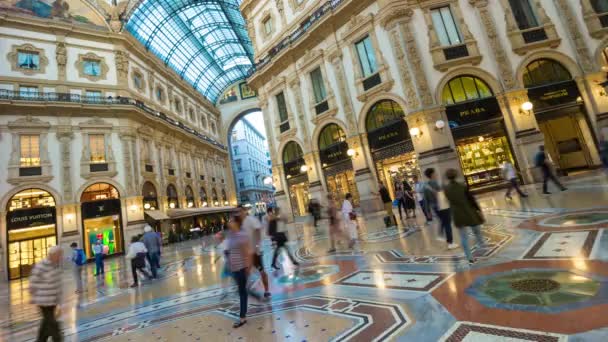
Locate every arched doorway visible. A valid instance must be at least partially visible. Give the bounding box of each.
[283,141,309,217]
[166,184,179,209]
[523,58,595,170]
[142,181,158,210]
[212,188,219,206]
[81,183,123,259]
[365,100,417,197]
[318,123,359,205]
[6,188,57,280]
[221,189,228,206]
[199,187,208,207]
[185,186,195,208]
[442,75,517,188]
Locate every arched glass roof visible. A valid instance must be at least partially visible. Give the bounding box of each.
[126,0,254,104]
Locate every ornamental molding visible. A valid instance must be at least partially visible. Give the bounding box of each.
[75,52,109,82]
[131,66,146,92]
[7,115,51,130]
[7,43,49,76]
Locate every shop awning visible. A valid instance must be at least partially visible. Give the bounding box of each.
[166,206,237,220]
[144,210,170,221]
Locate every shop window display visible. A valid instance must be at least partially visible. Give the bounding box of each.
[81,183,123,259]
[457,134,515,186]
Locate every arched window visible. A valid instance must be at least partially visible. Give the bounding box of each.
[200,187,208,206]
[365,100,405,131]
[282,141,304,164]
[142,182,158,210]
[166,184,178,208]
[185,186,194,208]
[523,59,572,88]
[8,188,55,211]
[212,188,219,204]
[442,75,494,105]
[221,189,227,204]
[318,123,346,150]
[81,183,119,202]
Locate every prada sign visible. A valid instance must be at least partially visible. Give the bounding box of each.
[527,80,580,112]
[446,97,501,128]
[367,120,411,151]
[320,141,349,166]
[284,158,306,177]
[7,206,56,230]
[81,199,121,219]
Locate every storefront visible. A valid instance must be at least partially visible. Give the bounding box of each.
[185,186,195,208]
[167,184,179,209]
[80,183,124,259]
[6,188,57,280]
[365,100,418,197]
[524,59,596,170]
[142,181,158,210]
[282,141,309,217]
[318,123,359,205]
[443,75,517,188]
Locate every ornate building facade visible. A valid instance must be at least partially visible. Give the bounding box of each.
[241,0,608,218]
[0,7,236,279]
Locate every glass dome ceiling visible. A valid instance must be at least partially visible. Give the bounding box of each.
[126,0,254,104]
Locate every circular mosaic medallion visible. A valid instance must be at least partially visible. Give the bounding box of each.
[359,227,416,243]
[276,265,339,285]
[540,212,608,227]
[478,270,599,307]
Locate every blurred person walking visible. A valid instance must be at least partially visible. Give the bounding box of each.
[414,175,432,223]
[226,213,253,328]
[142,224,162,279]
[402,179,416,219]
[535,145,566,194]
[423,168,458,250]
[268,207,299,270]
[126,235,152,288]
[341,193,358,249]
[70,242,86,294]
[239,205,271,299]
[29,246,63,342]
[327,194,344,253]
[501,160,527,199]
[443,168,486,265]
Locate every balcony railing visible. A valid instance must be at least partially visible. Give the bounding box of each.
[0,90,226,150]
[238,184,275,192]
[443,44,469,60]
[253,0,346,73]
[522,27,548,44]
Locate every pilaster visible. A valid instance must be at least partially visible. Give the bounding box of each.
[399,11,434,108]
[553,0,595,73]
[327,50,357,133]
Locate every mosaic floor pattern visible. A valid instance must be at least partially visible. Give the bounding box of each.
[3,172,608,341]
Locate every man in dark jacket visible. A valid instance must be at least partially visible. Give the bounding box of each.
[373,182,395,227]
[142,225,162,279]
[535,145,566,194]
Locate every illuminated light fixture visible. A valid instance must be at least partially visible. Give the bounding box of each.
[409,127,422,139]
[169,202,176,209]
[65,213,75,223]
[224,201,229,205]
[347,148,358,157]
[202,201,208,207]
[187,201,194,208]
[435,119,445,131]
[263,176,273,185]
[143,203,151,210]
[478,136,485,142]
[520,101,533,115]
[129,204,138,213]
[214,201,219,206]
[300,164,308,173]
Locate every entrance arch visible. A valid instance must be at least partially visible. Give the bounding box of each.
[317,123,359,205]
[166,184,179,209]
[211,188,219,206]
[185,185,195,208]
[142,181,158,210]
[282,140,309,217]
[6,188,57,280]
[364,99,417,199]
[80,183,123,259]
[521,58,597,170]
[199,187,208,207]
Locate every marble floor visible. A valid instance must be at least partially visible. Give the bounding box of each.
[3,172,608,341]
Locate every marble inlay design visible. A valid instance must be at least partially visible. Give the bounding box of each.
[334,270,451,292]
[486,208,563,219]
[440,322,567,342]
[540,212,608,227]
[523,230,600,260]
[358,226,419,243]
[276,264,340,285]
[467,269,607,313]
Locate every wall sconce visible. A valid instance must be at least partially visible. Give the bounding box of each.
[129,204,138,213]
[214,201,219,206]
[143,203,151,210]
[520,101,533,115]
[346,148,358,158]
[478,136,485,142]
[434,120,445,132]
[224,201,229,206]
[300,164,308,173]
[409,127,422,139]
[187,201,194,208]
[169,202,176,209]
[202,201,208,207]
[65,213,75,224]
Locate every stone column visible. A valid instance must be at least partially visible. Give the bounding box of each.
[120,132,136,196]
[400,11,434,107]
[303,152,323,206]
[553,0,595,73]
[273,164,292,222]
[56,40,67,92]
[406,107,461,180]
[57,128,77,234]
[115,50,130,97]
[386,21,420,109]
[328,51,357,132]
[346,135,383,214]
[470,0,516,89]
[289,77,312,150]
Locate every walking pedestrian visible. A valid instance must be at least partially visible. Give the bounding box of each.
[239,205,271,299]
[268,207,299,270]
[402,179,416,218]
[374,182,395,227]
[214,230,232,299]
[414,175,432,223]
[142,224,162,279]
[535,145,566,194]
[327,194,344,253]
[501,160,527,199]
[126,235,152,288]
[341,193,358,249]
[394,183,405,221]
[443,168,486,265]
[70,242,86,294]
[29,246,63,342]
[226,213,252,328]
[423,168,458,250]
[92,239,105,276]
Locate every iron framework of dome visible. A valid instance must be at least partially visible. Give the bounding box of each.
[126,0,254,103]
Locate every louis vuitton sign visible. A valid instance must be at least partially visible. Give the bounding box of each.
[7,206,56,230]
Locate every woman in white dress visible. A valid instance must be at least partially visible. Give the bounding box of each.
[341,193,357,249]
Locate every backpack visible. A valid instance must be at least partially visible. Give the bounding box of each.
[75,249,87,266]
